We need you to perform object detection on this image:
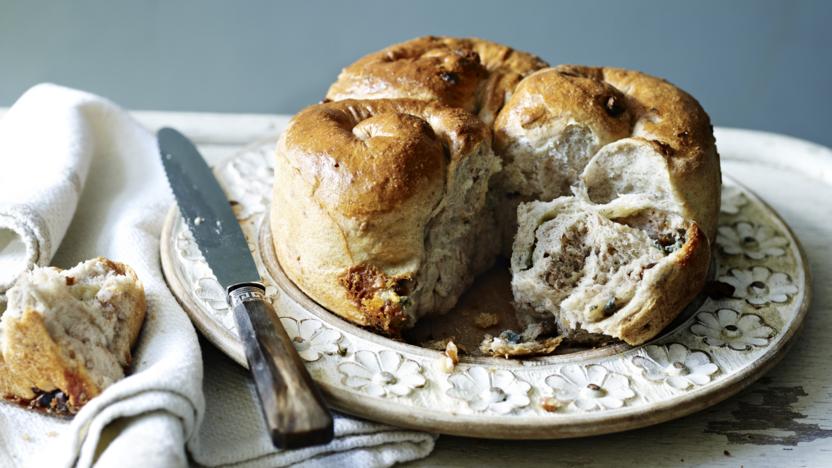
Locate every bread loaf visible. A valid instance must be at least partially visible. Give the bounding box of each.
[273,38,721,347]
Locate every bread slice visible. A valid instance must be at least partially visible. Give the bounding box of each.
[0,257,146,414]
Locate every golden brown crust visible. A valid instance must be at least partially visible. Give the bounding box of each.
[496,65,720,242]
[597,66,720,242]
[115,260,146,364]
[495,67,635,150]
[2,309,101,408]
[326,36,548,123]
[615,223,711,344]
[283,99,488,217]
[272,99,493,334]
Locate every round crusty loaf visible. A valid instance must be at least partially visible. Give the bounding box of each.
[271,98,501,335]
[326,36,548,124]
[275,39,721,347]
[499,66,720,345]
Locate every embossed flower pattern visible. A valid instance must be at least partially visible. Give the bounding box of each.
[224,147,274,220]
[716,222,788,259]
[690,308,774,350]
[194,276,228,311]
[544,364,635,411]
[719,267,798,305]
[176,229,204,261]
[720,185,748,215]
[446,367,531,414]
[169,142,805,421]
[338,350,425,397]
[280,317,343,362]
[631,344,718,390]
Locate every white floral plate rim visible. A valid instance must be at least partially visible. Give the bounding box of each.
[160,133,811,439]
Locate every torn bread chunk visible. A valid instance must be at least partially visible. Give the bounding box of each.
[494,65,721,247]
[0,257,146,414]
[511,198,709,345]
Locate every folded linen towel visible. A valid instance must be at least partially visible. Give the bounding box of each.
[0,87,95,294]
[0,84,434,467]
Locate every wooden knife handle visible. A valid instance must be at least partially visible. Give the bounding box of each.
[228,283,334,449]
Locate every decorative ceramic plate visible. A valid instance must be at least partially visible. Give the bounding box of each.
[160,138,810,439]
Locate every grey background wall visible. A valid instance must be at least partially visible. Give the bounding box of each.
[1,0,830,146]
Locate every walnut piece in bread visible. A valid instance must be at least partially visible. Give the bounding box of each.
[0,257,146,414]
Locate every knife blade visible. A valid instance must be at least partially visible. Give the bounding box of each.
[158,127,333,449]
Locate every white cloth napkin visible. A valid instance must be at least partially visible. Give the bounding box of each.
[0,88,93,294]
[0,84,435,467]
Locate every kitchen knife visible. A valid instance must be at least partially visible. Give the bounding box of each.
[157,127,333,449]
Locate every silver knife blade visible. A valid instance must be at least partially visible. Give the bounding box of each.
[158,127,259,289]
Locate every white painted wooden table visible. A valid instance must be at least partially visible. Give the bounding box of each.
[8,108,828,467]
